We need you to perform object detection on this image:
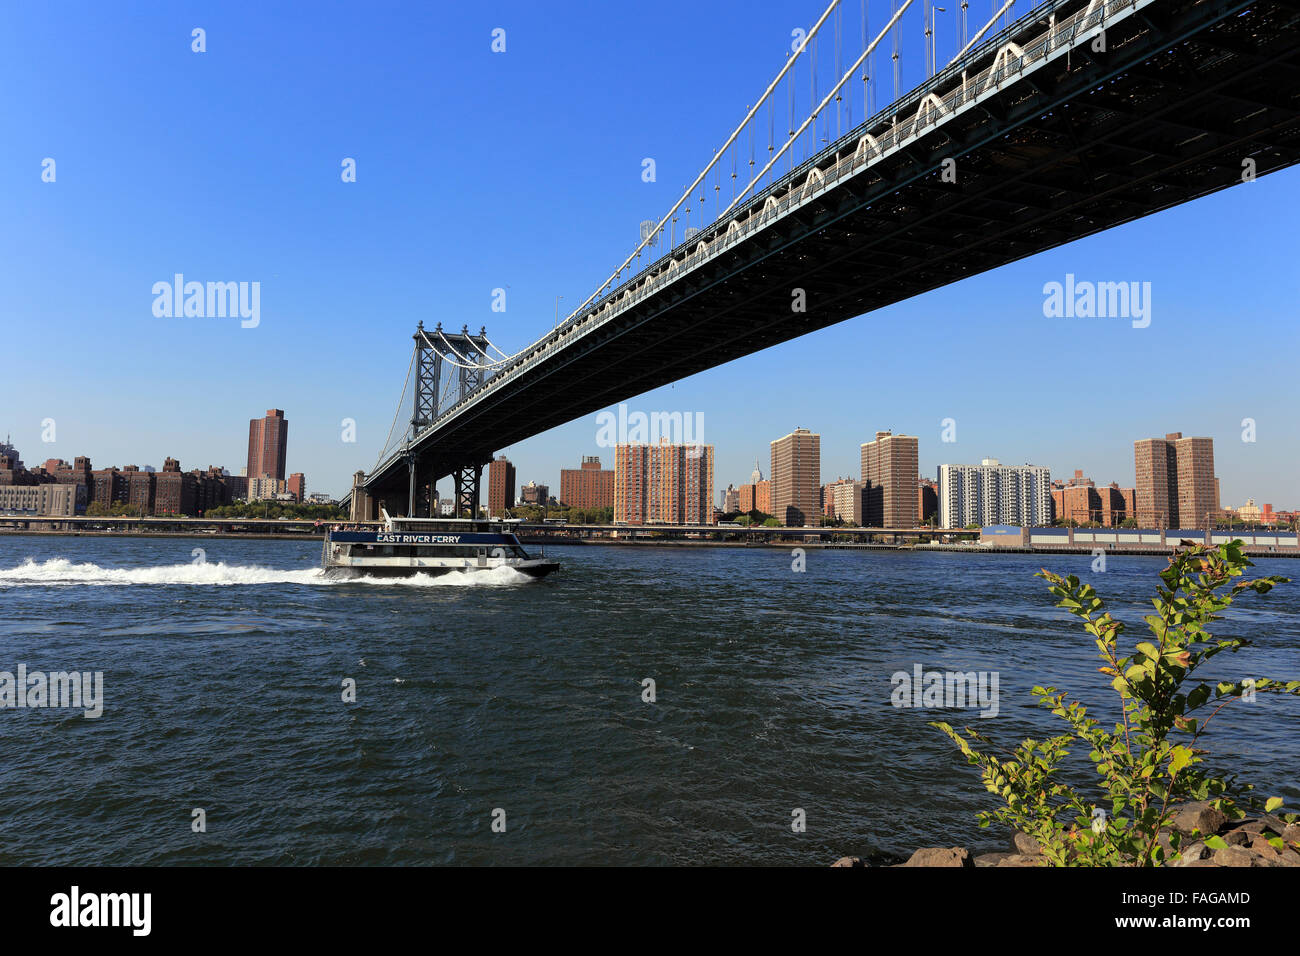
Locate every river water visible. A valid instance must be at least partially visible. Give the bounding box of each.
[1,534,1296,865]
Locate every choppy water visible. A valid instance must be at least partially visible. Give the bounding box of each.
[1,534,1296,865]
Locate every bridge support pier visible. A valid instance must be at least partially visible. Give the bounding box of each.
[407,455,417,518]
[453,461,485,519]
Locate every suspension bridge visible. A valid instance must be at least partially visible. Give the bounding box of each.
[345,0,1300,520]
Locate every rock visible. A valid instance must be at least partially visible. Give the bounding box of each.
[1222,828,1252,846]
[995,853,1044,867]
[830,856,862,867]
[900,847,972,867]
[1213,845,1257,868]
[1011,831,1043,856]
[1282,824,1300,846]
[1278,848,1300,867]
[1178,842,1209,865]
[1261,813,1289,835]
[974,852,1013,867]
[1180,859,1219,867]
[1172,802,1227,837]
[1251,835,1283,860]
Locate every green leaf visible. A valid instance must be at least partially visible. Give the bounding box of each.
[1266,797,1284,813]
[1204,835,1228,850]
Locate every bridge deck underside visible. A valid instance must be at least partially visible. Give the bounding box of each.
[366,0,1300,503]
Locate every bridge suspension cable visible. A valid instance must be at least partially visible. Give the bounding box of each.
[565,0,846,323]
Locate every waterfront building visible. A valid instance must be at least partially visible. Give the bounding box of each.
[91,466,129,509]
[938,458,1052,528]
[248,476,285,501]
[560,456,614,510]
[738,459,772,515]
[247,409,288,482]
[614,442,715,525]
[153,457,196,515]
[0,483,77,516]
[829,479,865,525]
[488,456,516,516]
[0,437,24,473]
[721,484,740,514]
[122,466,155,513]
[287,473,306,504]
[519,481,548,507]
[1134,432,1216,528]
[918,478,938,523]
[861,431,918,527]
[770,428,820,526]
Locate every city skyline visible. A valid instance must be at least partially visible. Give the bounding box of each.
[4,409,1293,518]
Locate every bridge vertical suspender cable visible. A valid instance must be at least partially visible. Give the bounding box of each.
[563,0,845,324]
[722,0,914,218]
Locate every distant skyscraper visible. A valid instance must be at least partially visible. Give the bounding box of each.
[861,430,919,527]
[614,443,715,525]
[247,409,288,481]
[520,481,549,507]
[938,459,1052,528]
[770,428,820,526]
[488,456,517,516]
[1134,432,1216,528]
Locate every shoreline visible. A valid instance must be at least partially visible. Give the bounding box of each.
[2,528,1297,558]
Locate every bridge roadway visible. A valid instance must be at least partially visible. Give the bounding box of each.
[356,0,1300,514]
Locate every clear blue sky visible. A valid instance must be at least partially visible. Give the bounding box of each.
[4,1,1297,507]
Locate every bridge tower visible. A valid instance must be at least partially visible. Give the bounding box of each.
[408,322,496,518]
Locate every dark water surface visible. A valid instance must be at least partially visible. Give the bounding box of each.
[1,534,1297,865]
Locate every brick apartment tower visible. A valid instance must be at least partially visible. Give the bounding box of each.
[1175,435,1217,529]
[488,455,516,516]
[1134,432,1216,528]
[247,409,288,481]
[861,431,919,527]
[614,443,715,525]
[770,428,820,526]
[560,456,614,510]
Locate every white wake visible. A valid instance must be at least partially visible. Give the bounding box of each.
[0,557,534,588]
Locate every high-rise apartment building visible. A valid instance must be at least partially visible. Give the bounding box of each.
[614,443,715,525]
[938,458,1052,528]
[1134,432,1216,528]
[560,456,614,511]
[861,431,919,527]
[770,428,820,526]
[829,479,865,524]
[247,409,288,481]
[488,456,517,516]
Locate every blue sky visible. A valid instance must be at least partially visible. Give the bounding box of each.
[3,1,1297,507]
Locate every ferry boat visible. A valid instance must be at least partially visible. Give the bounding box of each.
[321,510,559,580]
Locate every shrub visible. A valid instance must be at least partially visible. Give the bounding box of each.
[934,541,1300,866]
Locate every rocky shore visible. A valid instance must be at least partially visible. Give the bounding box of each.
[833,802,1300,867]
